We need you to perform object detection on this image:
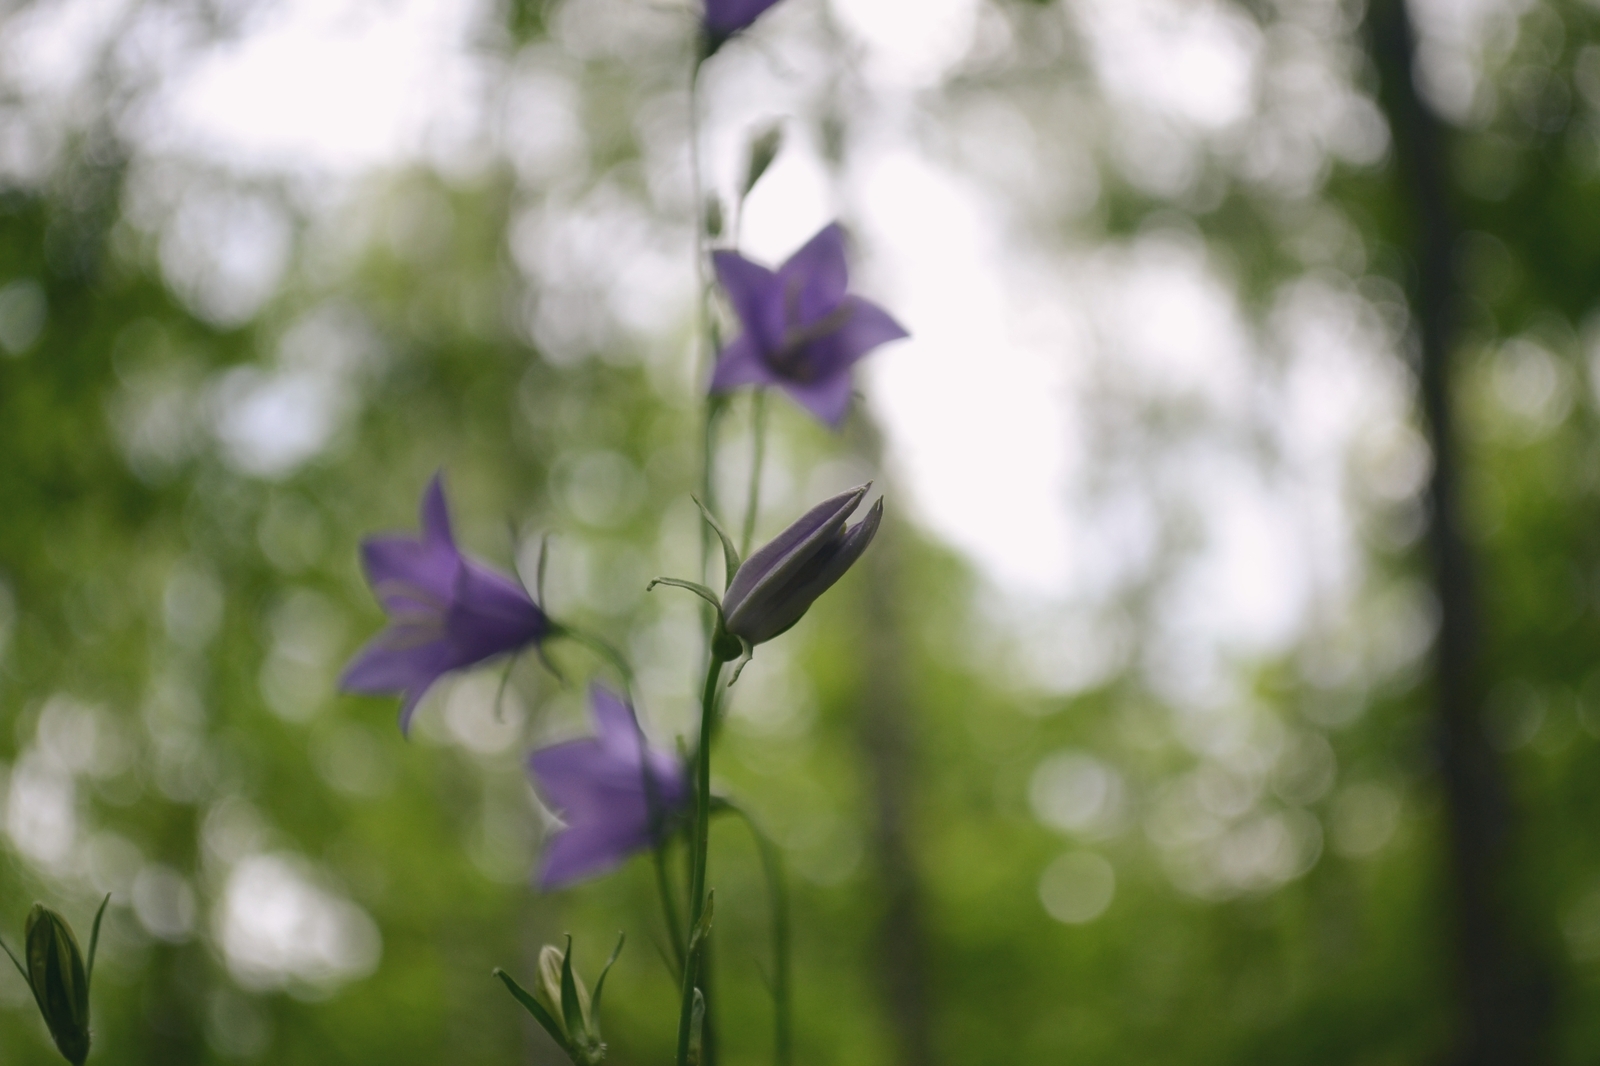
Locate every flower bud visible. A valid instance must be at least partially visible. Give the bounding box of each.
[722,485,882,646]
[24,906,92,1066]
[537,943,592,1042]
[496,933,623,1066]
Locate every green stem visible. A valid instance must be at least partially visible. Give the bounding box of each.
[553,626,636,698]
[725,802,792,1066]
[740,388,768,557]
[552,625,686,972]
[676,649,729,1066]
[655,844,687,973]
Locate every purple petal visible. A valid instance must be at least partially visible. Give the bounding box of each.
[527,687,689,890]
[714,251,784,352]
[703,0,783,37]
[419,473,456,551]
[539,808,653,888]
[529,738,624,797]
[361,536,458,608]
[339,631,453,695]
[529,751,671,889]
[340,631,456,736]
[778,369,855,428]
[710,333,782,394]
[798,295,908,381]
[589,685,643,757]
[724,485,866,620]
[778,223,849,325]
[444,563,548,664]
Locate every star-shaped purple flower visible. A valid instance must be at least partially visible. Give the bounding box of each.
[527,686,690,890]
[703,0,783,47]
[340,475,550,735]
[711,222,908,428]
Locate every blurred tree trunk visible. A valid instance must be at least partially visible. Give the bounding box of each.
[1364,3,1551,1062]
[850,419,937,1066]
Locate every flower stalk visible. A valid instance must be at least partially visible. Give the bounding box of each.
[676,644,731,1066]
[740,388,768,558]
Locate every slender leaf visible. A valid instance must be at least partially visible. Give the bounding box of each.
[559,935,585,1042]
[691,495,741,589]
[85,896,109,986]
[647,577,725,614]
[493,968,570,1053]
[591,931,626,1022]
[0,936,27,986]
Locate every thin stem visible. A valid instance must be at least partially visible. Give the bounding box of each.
[689,59,710,385]
[552,625,686,973]
[554,626,636,698]
[690,55,728,651]
[726,801,792,1066]
[740,388,768,557]
[676,649,729,1066]
[655,843,687,973]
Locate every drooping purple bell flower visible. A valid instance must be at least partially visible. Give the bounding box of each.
[723,484,883,645]
[341,475,549,735]
[711,223,908,428]
[527,686,691,890]
[703,0,783,51]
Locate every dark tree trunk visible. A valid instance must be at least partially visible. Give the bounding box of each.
[846,417,937,1066]
[1363,2,1551,1062]
[858,515,937,1066]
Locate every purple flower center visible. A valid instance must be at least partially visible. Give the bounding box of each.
[767,276,855,381]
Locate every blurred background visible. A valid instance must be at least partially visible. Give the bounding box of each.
[0,0,1595,1061]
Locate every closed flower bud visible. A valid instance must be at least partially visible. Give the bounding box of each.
[495,933,623,1066]
[722,485,882,646]
[24,906,92,1066]
[537,944,593,1042]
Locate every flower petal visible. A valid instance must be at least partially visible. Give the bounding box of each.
[443,562,548,668]
[709,333,781,393]
[361,536,458,608]
[589,685,643,758]
[339,631,452,694]
[703,0,783,38]
[777,369,855,428]
[713,251,784,353]
[420,473,456,550]
[798,295,908,381]
[539,803,653,889]
[778,222,849,324]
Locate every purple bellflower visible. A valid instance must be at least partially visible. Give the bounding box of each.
[703,0,783,50]
[341,475,550,735]
[723,484,883,646]
[711,223,908,428]
[527,686,690,889]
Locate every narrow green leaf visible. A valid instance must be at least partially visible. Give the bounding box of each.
[559,935,585,1043]
[742,123,784,198]
[85,895,109,987]
[647,577,725,614]
[691,495,741,589]
[0,935,28,986]
[536,532,551,607]
[591,930,626,1021]
[688,890,716,952]
[493,968,571,1053]
[726,639,755,685]
[535,641,569,687]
